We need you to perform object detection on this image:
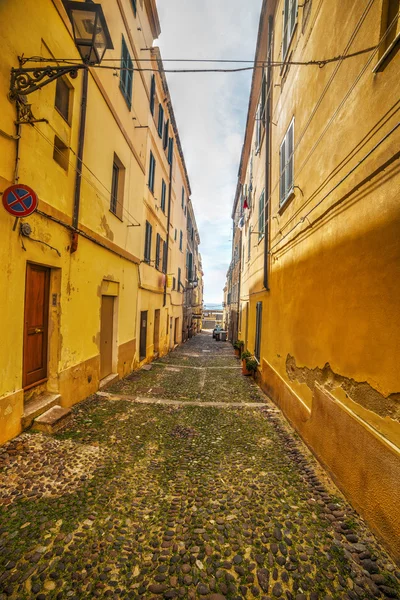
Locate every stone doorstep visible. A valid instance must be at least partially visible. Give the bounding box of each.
[99,373,119,390]
[31,406,72,434]
[21,393,61,430]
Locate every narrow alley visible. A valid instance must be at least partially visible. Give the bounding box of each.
[0,332,398,600]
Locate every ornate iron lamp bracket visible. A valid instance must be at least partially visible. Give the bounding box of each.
[9,64,86,100]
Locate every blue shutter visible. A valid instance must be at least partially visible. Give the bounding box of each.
[156,233,161,269]
[149,151,156,193]
[163,120,169,149]
[168,137,174,164]
[131,0,137,16]
[161,180,166,212]
[158,105,164,137]
[150,75,155,115]
[120,37,133,108]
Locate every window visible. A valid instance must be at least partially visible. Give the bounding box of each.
[158,105,164,137]
[110,154,125,219]
[279,118,294,206]
[150,74,155,115]
[174,228,177,241]
[53,135,69,171]
[131,0,137,16]
[55,77,71,122]
[178,267,182,290]
[181,187,185,209]
[162,241,167,273]
[168,137,174,164]
[258,190,265,240]
[187,252,193,281]
[120,37,133,108]
[374,0,400,70]
[144,221,152,263]
[148,151,156,193]
[179,230,183,251]
[255,74,266,152]
[255,301,262,361]
[156,233,162,270]
[172,276,176,290]
[163,120,169,150]
[160,179,167,212]
[282,0,298,59]
[248,226,252,261]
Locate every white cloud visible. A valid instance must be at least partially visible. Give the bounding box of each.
[157,0,261,303]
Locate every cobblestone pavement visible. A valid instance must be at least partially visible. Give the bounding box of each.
[0,333,399,600]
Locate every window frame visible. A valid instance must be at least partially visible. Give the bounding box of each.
[144,221,152,264]
[255,301,263,361]
[279,117,295,207]
[179,230,183,252]
[120,36,133,109]
[282,0,298,60]
[148,151,156,194]
[160,179,166,213]
[55,77,71,123]
[258,190,265,241]
[109,153,125,220]
[158,104,164,138]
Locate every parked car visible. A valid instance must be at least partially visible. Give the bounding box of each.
[213,325,222,339]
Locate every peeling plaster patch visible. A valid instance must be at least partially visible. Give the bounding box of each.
[4,404,13,416]
[286,355,400,421]
[100,216,114,241]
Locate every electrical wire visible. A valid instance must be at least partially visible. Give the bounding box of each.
[247,7,399,249]
[32,124,141,227]
[269,121,400,254]
[268,9,400,241]
[20,46,379,71]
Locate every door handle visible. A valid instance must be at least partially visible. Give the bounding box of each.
[34,328,43,334]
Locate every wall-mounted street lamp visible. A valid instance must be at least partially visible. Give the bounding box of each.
[9,0,113,99]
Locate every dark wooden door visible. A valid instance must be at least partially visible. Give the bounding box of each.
[153,309,160,353]
[100,296,114,379]
[23,264,50,389]
[140,311,148,360]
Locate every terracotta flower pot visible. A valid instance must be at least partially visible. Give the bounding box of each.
[242,360,251,375]
[234,348,240,357]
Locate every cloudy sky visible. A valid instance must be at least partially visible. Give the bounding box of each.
[156,1,262,304]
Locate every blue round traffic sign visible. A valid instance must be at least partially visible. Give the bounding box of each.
[2,184,38,217]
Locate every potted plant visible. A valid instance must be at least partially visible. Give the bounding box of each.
[233,340,244,357]
[241,350,251,374]
[244,357,258,377]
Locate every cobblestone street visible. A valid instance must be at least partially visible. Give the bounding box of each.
[0,333,399,600]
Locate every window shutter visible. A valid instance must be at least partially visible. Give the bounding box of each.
[156,233,161,269]
[168,137,174,164]
[163,120,169,149]
[287,120,294,193]
[144,221,152,263]
[255,302,262,360]
[158,105,164,137]
[162,241,167,273]
[280,137,286,204]
[161,179,166,212]
[150,75,155,115]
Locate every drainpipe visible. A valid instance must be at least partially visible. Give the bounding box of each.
[263,16,273,290]
[163,149,173,306]
[71,67,89,251]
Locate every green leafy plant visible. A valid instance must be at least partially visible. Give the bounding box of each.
[233,340,244,350]
[245,357,258,373]
[241,350,252,360]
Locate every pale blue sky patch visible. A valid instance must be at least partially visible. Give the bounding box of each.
[157,0,261,303]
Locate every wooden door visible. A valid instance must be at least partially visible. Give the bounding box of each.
[174,317,179,345]
[153,309,160,353]
[23,264,50,389]
[100,296,114,379]
[140,311,148,360]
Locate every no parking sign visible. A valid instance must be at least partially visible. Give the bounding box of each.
[2,184,38,217]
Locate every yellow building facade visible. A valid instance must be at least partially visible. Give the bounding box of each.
[0,0,201,445]
[228,0,400,559]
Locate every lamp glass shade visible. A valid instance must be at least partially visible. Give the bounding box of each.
[64,1,113,64]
